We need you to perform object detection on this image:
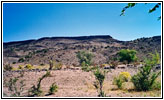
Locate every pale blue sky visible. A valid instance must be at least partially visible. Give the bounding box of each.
[3,3,161,42]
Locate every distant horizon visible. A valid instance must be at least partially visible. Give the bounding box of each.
[3,34,161,43]
[3,3,161,42]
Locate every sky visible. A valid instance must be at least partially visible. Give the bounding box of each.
[3,3,161,42]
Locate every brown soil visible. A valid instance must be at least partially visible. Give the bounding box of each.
[3,68,161,97]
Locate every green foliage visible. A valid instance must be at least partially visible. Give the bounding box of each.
[49,60,62,70]
[12,62,16,64]
[5,72,26,97]
[28,85,42,97]
[18,58,25,63]
[49,83,58,95]
[118,49,137,64]
[131,52,161,91]
[28,71,51,96]
[4,64,12,71]
[113,72,131,89]
[121,3,161,20]
[149,3,161,13]
[77,51,94,72]
[113,77,123,89]
[77,51,93,66]
[40,63,45,66]
[120,3,136,16]
[152,80,161,90]
[93,67,106,97]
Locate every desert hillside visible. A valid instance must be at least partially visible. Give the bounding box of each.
[3,35,161,66]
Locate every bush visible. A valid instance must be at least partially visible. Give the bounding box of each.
[49,83,58,95]
[40,63,45,66]
[49,60,62,70]
[4,64,12,71]
[77,51,94,72]
[18,65,24,70]
[81,61,91,72]
[113,72,131,89]
[28,71,51,96]
[152,81,161,90]
[131,51,161,91]
[4,72,26,97]
[119,72,131,81]
[118,49,137,64]
[11,67,18,71]
[25,64,33,69]
[12,62,16,64]
[18,58,25,63]
[93,67,106,97]
[54,62,62,70]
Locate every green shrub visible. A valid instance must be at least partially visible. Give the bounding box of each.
[40,63,45,66]
[18,58,25,63]
[12,62,16,64]
[76,51,94,72]
[118,49,137,64]
[49,83,58,95]
[113,72,131,89]
[4,72,26,97]
[113,77,123,89]
[93,67,106,97]
[131,51,161,91]
[152,81,161,90]
[49,60,62,70]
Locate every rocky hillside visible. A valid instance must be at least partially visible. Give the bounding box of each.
[3,35,161,66]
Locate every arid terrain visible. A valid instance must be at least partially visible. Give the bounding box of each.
[3,35,161,97]
[3,67,161,97]
[3,35,161,66]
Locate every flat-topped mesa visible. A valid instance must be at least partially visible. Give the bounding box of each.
[3,35,113,45]
[37,35,113,41]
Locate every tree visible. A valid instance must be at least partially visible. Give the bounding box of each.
[93,67,106,97]
[120,3,161,20]
[118,49,137,64]
[76,51,94,71]
[131,51,161,91]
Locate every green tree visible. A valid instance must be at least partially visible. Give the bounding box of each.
[76,51,94,71]
[93,67,106,97]
[118,49,137,64]
[77,51,93,66]
[131,51,161,91]
[120,3,161,20]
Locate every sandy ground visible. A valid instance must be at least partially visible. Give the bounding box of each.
[3,68,161,97]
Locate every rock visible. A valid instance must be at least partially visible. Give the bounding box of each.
[117,64,127,69]
[127,64,134,68]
